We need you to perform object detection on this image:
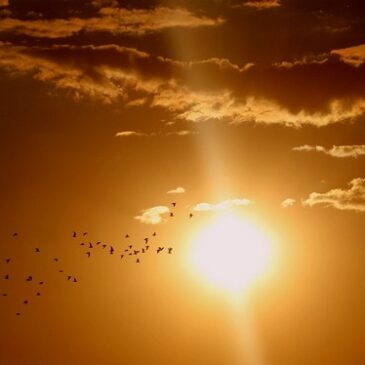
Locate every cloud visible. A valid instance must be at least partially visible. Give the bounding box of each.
[193,198,251,212]
[1,42,365,127]
[0,0,9,7]
[281,198,296,208]
[115,130,197,137]
[135,206,170,224]
[0,7,224,38]
[167,187,185,194]
[331,44,365,67]
[293,145,365,158]
[303,178,365,212]
[242,0,281,9]
[115,131,147,137]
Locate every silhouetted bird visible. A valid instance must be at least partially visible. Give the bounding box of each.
[125,234,130,238]
[128,245,132,249]
[89,243,93,249]
[142,249,145,254]
[26,276,32,282]
[157,247,164,253]
[144,238,149,244]
[72,232,77,238]
[168,248,173,254]
[80,243,85,246]
[36,292,41,297]
[2,293,7,297]
[67,276,72,281]
[146,245,150,251]
[59,270,63,273]
[16,313,20,316]
[83,232,88,236]
[53,258,59,262]
[152,232,157,237]
[133,250,139,255]
[136,259,140,263]
[73,278,77,283]
[35,248,40,253]
[171,202,176,207]
[170,212,174,217]
[96,241,101,245]
[23,300,28,305]
[39,281,44,285]
[86,252,91,258]
[110,246,114,255]
[124,249,129,252]
[189,213,194,218]
[4,274,9,280]
[102,244,107,249]
[120,255,124,259]
[5,258,10,264]
[12,233,18,237]
[128,253,132,256]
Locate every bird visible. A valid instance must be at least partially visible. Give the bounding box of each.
[36,292,41,297]
[110,246,114,255]
[86,252,91,258]
[189,213,194,219]
[67,276,72,281]
[89,243,93,249]
[102,244,107,249]
[152,232,157,237]
[171,202,176,207]
[133,250,139,255]
[4,274,9,280]
[128,245,132,249]
[39,281,44,285]
[80,242,85,246]
[53,258,59,262]
[120,255,124,259]
[124,249,129,252]
[35,248,40,253]
[2,293,7,297]
[83,232,88,236]
[16,313,20,316]
[72,232,77,238]
[168,248,173,254]
[145,245,150,251]
[144,238,149,244]
[157,247,164,253]
[170,212,174,217]
[125,234,130,238]
[26,276,32,282]
[141,249,145,254]
[23,300,28,305]
[59,270,63,273]
[12,233,18,237]
[96,241,101,245]
[5,258,11,264]
[73,278,77,283]
[136,259,140,264]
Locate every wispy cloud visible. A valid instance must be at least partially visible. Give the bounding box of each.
[241,0,281,9]
[193,198,251,212]
[135,206,170,224]
[293,144,365,158]
[167,187,186,194]
[281,198,296,208]
[303,178,365,212]
[0,7,224,38]
[115,131,147,137]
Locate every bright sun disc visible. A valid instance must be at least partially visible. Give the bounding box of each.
[191,214,272,293]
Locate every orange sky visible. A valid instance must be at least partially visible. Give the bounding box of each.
[1,1,365,364]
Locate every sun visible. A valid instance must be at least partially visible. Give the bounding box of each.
[191,213,272,293]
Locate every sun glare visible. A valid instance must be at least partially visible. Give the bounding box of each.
[191,214,272,293]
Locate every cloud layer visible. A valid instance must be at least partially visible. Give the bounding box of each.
[135,206,170,224]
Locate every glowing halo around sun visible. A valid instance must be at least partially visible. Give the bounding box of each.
[191,214,272,294]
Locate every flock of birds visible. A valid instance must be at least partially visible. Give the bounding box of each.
[1,202,194,317]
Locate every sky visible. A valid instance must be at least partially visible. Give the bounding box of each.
[0,1,365,364]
